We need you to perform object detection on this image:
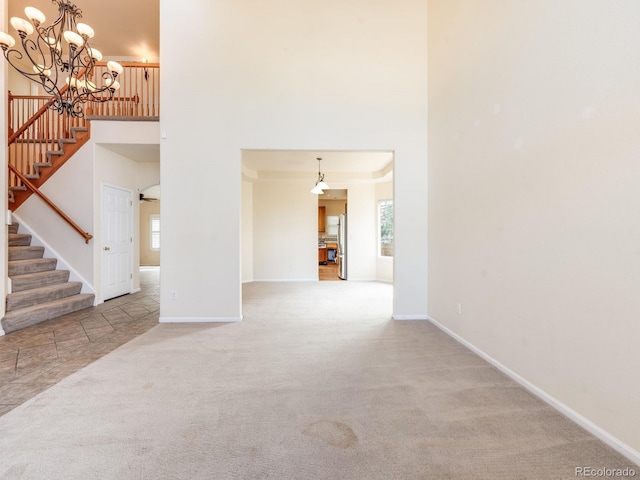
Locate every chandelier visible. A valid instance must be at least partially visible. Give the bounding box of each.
[0,0,123,118]
[310,157,330,194]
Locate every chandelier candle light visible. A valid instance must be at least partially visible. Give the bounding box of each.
[311,157,330,194]
[0,0,123,117]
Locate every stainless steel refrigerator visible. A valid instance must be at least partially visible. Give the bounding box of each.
[337,214,347,279]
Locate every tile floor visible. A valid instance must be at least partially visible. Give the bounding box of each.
[0,267,160,416]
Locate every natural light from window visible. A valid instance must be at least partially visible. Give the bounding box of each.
[379,200,393,257]
[150,214,160,251]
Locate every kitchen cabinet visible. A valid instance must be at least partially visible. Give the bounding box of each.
[318,206,326,232]
[318,247,328,264]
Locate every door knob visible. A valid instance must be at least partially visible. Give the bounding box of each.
[103,246,110,251]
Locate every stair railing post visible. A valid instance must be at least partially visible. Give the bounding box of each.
[7,90,13,137]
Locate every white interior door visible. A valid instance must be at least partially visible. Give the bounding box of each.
[102,184,133,301]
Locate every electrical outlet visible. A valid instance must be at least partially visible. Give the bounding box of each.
[456,303,462,315]
[171,290,178,300]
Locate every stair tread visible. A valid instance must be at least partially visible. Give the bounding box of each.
[3,294,94,315]
[8,246,45,261]
[7,281,83,300]
[6,282,83,311]
[8,233,32,246]
[10,269,69,280]
[10,270,70,292]
[8,257,55,265]
[2,294,95,333]
[8,258,57,276]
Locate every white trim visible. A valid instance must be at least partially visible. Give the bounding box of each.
[252,278,318,282]
[427,315,640,467]
[393,314,428,320]
[0,327,5,336]
[11,213,97,301]
[159,316,242,323]
[131,288,141,294]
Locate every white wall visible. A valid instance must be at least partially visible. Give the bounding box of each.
[160,0,428,321]
[252,181,317,281]
[241,180,253,282]
[136,163,161,193]
[16,143,95,285]
[428,0,640,460]
[376,181,393,283]
[343,183,377,281]
[247,179,380,283]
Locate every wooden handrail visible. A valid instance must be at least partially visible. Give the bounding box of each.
[8,94,53,100]
[8,97,57,145]
[8,164,93,244]
[7,81,76,145]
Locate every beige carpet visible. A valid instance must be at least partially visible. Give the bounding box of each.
[0,281,635,479]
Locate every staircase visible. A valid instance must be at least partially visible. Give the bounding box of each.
[8,125,91,210]
[2,222,95,334]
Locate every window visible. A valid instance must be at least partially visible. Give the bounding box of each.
[379,200,393,257]
[150,214,160,251]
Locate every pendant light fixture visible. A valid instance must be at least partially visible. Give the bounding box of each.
[310,157,330,195]
[0,1,123,118]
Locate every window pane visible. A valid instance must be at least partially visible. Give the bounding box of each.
[150,214,160,251]
[379,200,393,257]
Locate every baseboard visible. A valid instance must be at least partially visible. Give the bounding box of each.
[131,288,141,294]
[0,327,5,336]
[159,316,242,323]
[393,315,429,321]
[427,315,640,466]
[253,278,318,282]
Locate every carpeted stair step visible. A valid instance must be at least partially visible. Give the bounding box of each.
[10,270,70,292]
[8,233,32,246]
[8,258,57,276]
[8,246,45,261]
[8,222,19,234]
[1,294,95,334]
[6,281,83,312]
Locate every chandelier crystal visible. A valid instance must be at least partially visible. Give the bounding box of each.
[0,0,123,118]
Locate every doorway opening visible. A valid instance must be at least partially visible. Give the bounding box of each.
[240,149,394,317]
[139,184,161,268]
[318,189,347,281]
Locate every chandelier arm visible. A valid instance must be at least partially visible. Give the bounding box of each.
[20,37,50,74]
[0,0,120,118]
[67,99,85,118]
[2,48,60,96]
